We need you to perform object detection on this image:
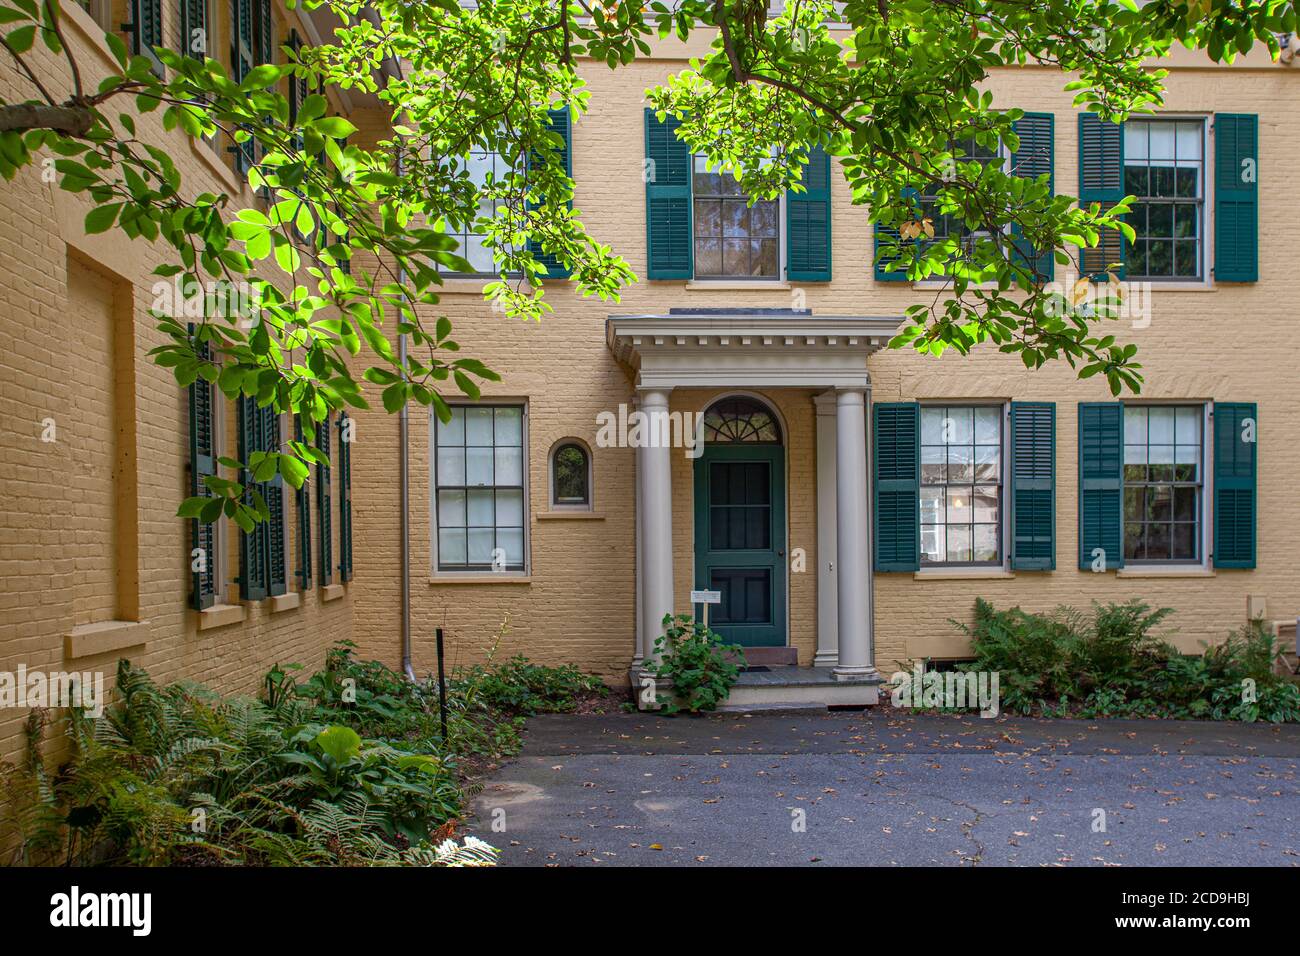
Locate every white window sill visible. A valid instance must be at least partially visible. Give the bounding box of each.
[429,574,532,585]
[913,568,1015,581]
[1116,566,1215,578]
[685,279,790,291]
[536,510,605,520]
[321,584,347,602]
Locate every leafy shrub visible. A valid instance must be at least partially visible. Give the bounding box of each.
[955,599,1299,722]
[643,614,745,713]
[455,655,605,716]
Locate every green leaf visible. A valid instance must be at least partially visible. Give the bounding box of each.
[83,202,122,234]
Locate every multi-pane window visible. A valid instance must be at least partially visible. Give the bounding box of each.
[921,134,1006,255]
[444,149,523,275]
[692,158,780,279]
[920,405,1002,565]
[1123,405,1202,562]
[1124,120,1204,279]
[433,405,526,571]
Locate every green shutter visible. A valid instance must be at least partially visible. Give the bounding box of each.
[1011,112,1055,283]
[786,146,831,281]
[256,0,273,66]
[1010,402,1055,570]
[263,406,287,597]
[1213,402,1257,568]
[873,188,919,283]
[294,416,313,590]
[230,0,255,172]
[1213,114,1258,282]
[187,333,217,610]
[644,109,693,279]
[179,0,207,58]
[873,402,920,571]
[130,0,164,74]
[337,413,354,582]
[236,396,268,601]
[1077,402,1124,570]
[317,411,333,586]
[527,108,574,279]
[1077,113,1126,280]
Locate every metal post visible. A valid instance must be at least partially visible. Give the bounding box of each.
[436,627,449,745]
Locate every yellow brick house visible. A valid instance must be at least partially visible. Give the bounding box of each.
[2,1,1298,739]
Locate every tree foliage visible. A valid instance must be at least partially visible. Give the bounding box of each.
[0,0,1292,526]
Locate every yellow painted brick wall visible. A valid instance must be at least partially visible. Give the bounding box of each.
[351,45,1300,682]
[0,2,353,767]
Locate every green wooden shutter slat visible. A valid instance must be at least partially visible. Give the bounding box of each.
[1077,113,1126,280]
[786,146,832,281]
[294,415,313,589]
[1213,114,1258,282]
[187,332,217,610]
[1213,402,1257,568]
[257,0,273,66]
[1077,402,1124,570]
[644,109,693,279]
[527,108,574,279]
[1011,112,1055,283]
[230,0,255,172]
[236,396,267,600]
[317,412,333,586]
[873,402,919,571]
[1010,401,1055,570]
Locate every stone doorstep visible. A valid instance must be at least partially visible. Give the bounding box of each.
[631,662,880,712]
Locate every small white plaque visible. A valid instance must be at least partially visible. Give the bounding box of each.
[690,589,722,604]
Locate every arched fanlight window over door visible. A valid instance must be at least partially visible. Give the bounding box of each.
[551,441,591,508]
[702,396,782,445]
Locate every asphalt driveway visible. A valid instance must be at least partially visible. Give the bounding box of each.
[466,710,1300,866]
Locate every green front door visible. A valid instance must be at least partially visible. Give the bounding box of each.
[693,443,787,647]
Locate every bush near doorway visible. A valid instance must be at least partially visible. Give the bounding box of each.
[644,614,746,714]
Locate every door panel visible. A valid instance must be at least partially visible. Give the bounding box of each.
[694,443,786,647]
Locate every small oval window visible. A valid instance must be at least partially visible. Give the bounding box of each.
[552,442,590,507]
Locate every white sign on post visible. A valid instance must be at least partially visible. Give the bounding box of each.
[690,589,722,628]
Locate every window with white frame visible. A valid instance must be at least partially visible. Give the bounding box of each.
[920,405,1003,565]
[1123,404,1203,562]
[692,157,781,279]
[432,405,526,572]
[920,132,1007,256]
[1124,119,1205,280]
[443,148,524,275]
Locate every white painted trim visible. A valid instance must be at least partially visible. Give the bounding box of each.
[813,390,839,667]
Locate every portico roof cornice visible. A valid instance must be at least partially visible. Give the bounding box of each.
[605,312,904,390]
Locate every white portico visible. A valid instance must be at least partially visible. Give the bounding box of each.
[606,310,901,709]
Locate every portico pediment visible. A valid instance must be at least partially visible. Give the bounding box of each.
[606,310,903,390]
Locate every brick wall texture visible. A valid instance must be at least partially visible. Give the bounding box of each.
[2,6,1297,769]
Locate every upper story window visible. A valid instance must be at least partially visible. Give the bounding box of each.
[920,134,1007,256]
[444,148,523,276]
[1123,405,1203,562]
[920,405,1003,566]
[692,158,780,279]
[432,405,526,572]
[1124,119,1205,280]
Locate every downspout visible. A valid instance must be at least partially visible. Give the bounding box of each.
[369,19,418,682]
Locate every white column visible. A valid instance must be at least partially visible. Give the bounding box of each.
[834,387,878,681]
[633,419,645,667]
[813,391,839,667]
[639,388,675,662]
